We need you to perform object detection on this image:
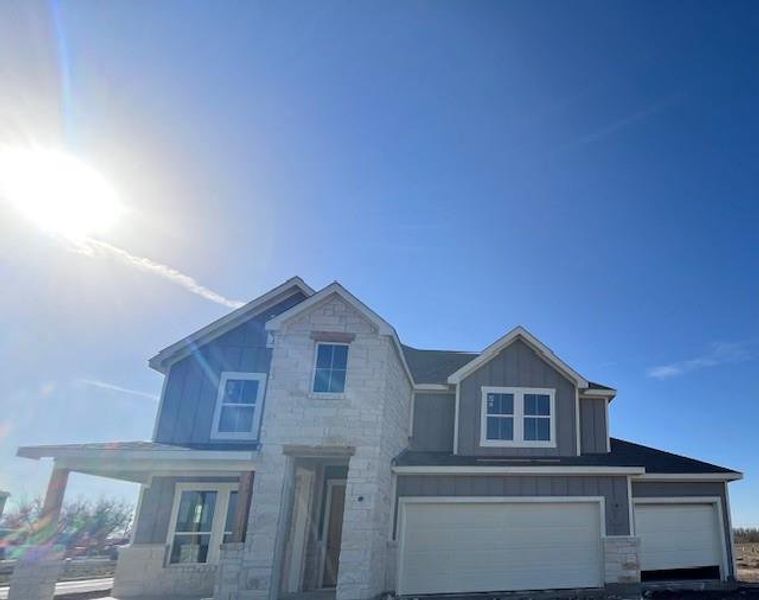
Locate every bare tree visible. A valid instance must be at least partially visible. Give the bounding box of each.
[0,496,134,556]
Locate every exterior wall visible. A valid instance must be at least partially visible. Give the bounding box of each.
[410,392,454,452]
[457,339,579,457]
[632,480,735,577]
[113,544,217,598]
[154,293,305,447]
[216,293,413,600]
[396,474,631,535]
[580,397,608,454]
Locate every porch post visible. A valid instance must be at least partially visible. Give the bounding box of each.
[8,466,68,600]
[39,467,69,535]
[231,470,255,543]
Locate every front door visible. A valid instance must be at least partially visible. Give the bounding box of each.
[321,481,346,588]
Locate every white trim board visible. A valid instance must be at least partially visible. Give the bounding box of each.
[392,465,645,476]
[148,276,314,373]
[446,326,589,388]
[633,473,742,482]
[633,496,729,581]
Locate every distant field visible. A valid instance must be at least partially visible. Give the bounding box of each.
[738,543,759,583]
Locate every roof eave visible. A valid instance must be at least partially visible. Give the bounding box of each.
[148,276,314,374]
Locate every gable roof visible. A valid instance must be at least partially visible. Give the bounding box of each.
[148,276,314,373]
[265,281,414,384]
[446,326,590,388]
[402,346,478,385]
[394,437,741,477]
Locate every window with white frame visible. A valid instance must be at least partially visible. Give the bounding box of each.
[480,386,556,447]
[211,372,266,439]
[312,343,348,394]
[168,483,238,564]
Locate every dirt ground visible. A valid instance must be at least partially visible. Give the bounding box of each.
[738,543,759,583]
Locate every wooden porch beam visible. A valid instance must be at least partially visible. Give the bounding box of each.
[231,471,254,543]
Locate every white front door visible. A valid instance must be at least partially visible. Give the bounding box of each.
[397,498,604,596]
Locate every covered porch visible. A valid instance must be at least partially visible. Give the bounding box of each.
[12,441,258,600]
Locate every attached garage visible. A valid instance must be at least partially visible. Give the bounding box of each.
[634,499,727,581]
[397,498,604,596]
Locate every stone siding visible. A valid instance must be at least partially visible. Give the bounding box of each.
[112,544,217,598]
[215,293,412,600]
[603,536,641,584]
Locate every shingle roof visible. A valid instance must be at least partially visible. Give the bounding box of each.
[394,438,740,475]
[401,345,479,384]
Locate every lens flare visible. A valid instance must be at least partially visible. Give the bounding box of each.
[0,147,123,240]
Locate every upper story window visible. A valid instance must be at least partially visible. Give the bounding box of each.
[312,343,348,394]
[211,372,266,440]
[480,386,556,448]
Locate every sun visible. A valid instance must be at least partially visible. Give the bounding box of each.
[0,147,123,241]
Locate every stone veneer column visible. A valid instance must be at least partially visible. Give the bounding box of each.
[336,446,390,600]
[7,548,65,600]
[603,535,641,595]
[215,450,295,600]
[8,467,70,600]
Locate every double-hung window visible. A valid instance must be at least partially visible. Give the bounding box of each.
[481,386,555,447]
[312,343,348,394]
[211,372,266,440]
[168,483,238,564]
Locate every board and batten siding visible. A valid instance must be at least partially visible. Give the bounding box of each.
[154,293,305,446]
[457,339,578,457]
[132,476,239,545]
[632,480,735,576]
[411,392,455,452]
[397,475,630,536]
[580,397,608,454]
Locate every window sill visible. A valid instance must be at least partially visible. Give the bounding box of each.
[480,440,557,449]
[308,392,347,401]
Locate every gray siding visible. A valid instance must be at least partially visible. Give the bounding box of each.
[632,480,735,576]
[457,339,578,457]
[132,476,238,545]
[580,397,608,454]
[411,393,455,452]
[397,475,630,536]
[154,293,304,446]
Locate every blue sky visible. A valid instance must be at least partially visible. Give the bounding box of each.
[0,1,757,526]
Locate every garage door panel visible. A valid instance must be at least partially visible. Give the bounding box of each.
[399,500,603,596]
[635,503,723,573]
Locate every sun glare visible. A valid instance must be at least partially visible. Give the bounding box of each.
[0,147,122,240]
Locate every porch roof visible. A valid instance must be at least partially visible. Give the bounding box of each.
[17,441,258,484]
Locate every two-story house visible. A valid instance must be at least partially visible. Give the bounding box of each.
[18,277,742,600]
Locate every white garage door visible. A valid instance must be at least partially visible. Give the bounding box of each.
[635,502,724,574]
[398,499,604,596]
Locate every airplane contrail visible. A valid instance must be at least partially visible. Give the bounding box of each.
[81,239,245,309]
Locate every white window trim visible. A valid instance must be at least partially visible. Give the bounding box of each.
[166,482,239,565]
[310,342,349,398]
[211,372,267,440]
[480,386,557,448]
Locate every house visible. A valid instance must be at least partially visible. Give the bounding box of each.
[17,277,742,600]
